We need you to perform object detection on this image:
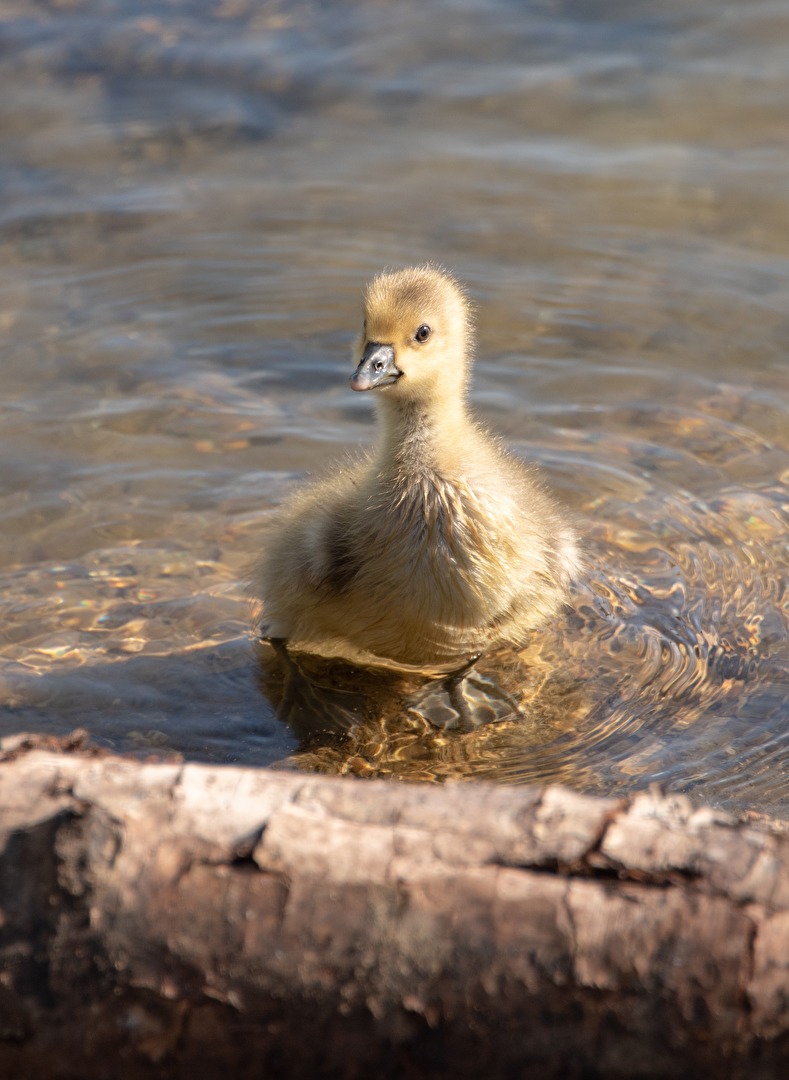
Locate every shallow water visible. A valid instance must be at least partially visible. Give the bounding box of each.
[1,0,787,815]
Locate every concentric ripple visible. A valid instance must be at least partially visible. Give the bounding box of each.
[264,412,789,817]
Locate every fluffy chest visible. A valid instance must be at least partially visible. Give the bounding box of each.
[357,470,510,578]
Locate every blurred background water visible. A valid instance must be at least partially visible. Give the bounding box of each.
[0,0,787,814]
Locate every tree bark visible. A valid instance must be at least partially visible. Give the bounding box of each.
[1,733,788,1078]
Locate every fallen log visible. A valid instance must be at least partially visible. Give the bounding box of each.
[1,735,788,1078]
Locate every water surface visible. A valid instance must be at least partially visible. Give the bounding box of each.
[1,0,787,815]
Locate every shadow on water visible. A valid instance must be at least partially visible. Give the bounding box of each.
[1,638,293,766]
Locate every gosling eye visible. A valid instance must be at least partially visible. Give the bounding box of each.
[415,324,431,343]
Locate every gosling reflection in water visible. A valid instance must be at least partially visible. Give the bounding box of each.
[256,639,589,782]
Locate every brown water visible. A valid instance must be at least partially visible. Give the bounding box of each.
[1,0,787,814]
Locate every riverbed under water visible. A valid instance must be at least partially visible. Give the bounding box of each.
[1,0,787,816]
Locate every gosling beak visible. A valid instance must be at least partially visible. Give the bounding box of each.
[350,342,401,391]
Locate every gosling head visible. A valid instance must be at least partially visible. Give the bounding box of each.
[350,265,473,404]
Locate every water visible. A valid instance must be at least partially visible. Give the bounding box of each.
[1,0,787,815]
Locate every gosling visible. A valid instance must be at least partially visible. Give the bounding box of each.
[257,265,582,672]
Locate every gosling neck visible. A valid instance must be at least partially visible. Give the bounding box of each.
[374,389,470,473]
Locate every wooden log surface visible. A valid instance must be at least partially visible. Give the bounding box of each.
[1,733,789,1078]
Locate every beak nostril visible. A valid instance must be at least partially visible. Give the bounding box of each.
[355,342,398,390]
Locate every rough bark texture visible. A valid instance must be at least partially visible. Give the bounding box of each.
[1,735,789,1078]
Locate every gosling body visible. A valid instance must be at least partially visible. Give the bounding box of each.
[258,266,581,671]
